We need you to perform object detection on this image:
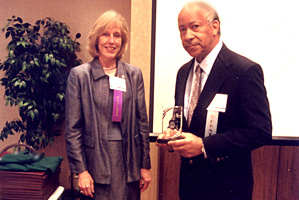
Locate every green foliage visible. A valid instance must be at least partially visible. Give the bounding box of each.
[0,16,82,149]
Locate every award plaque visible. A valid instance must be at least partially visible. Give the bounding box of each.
[156,106,184,144]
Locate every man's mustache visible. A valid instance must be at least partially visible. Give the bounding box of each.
[183,42,202,48]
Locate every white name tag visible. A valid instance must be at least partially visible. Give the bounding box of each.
[109,76,126,92]
[207,93,228,112]
[204,94,228,137]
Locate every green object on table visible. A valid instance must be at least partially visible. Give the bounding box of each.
[0,152,62,173]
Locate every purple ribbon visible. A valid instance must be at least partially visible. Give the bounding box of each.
[112,90,123,122]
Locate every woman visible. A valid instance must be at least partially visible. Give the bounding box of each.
[65,10,151,200]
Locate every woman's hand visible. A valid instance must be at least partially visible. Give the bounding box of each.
[78,170,94,197]
[140,168,152,192]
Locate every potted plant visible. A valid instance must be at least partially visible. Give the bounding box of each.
[0,16,82,149]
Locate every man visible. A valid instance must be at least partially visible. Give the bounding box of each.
[160,1,272,200]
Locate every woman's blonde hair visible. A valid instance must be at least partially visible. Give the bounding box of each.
[87,10,129,59]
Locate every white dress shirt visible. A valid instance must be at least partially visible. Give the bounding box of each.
[184,40,223,119]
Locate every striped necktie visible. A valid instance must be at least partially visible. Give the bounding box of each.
[187,64,202,127]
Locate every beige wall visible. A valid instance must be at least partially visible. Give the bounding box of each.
[130,1,158,200]
[0,0,131,63]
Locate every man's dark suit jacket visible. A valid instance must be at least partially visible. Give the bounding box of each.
[175,44,272,200]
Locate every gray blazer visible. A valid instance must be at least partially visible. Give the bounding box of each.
[65,59,151,184]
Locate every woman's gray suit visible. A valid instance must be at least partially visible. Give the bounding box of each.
[65,59,151,184]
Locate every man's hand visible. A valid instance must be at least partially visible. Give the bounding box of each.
[168,132,203,158]
[140,168,152,192]
[78,170,94,198]
[156,128,179,151]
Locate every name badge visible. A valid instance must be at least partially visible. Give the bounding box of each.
[205,94,228,137]
[109,76,126,92]
[207,93,228,112]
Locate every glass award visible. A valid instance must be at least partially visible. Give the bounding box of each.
[157,106,184,143]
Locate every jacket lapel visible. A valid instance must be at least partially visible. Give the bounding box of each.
[175,59,194,129]
[198,45,231,110]
[90,58,106,80]
[176,59,194,107]
[188,45,231,135]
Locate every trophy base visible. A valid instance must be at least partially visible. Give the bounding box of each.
[149,132,159,142]
[156,135,185,144]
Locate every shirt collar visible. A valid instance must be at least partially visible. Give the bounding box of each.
[193,39,223,75]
